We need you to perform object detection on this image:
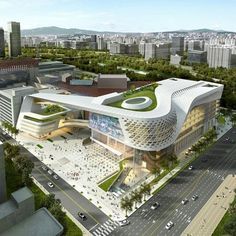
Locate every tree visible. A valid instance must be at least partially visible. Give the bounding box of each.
[151,167,161,178]
[14,155,34,174]
[224,214,236,235]
[131,190,141,209]
[120,196,133,217]
[231,114,236,127]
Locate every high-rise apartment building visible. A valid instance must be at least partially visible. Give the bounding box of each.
[0,28,5,57]
[207,46,236,68]
[171,36,184,56]
[8,21,21,57]
[97,36,107,50]
[145,43,156,60]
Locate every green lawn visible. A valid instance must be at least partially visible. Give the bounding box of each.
[108,89,157,111]
[212,197,236,236]
[98,161,124,192]
[5,158,83,236]
[212,211,230,236]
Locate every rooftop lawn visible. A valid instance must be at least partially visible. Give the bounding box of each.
[41,104,65,116]
[107,85,158,112]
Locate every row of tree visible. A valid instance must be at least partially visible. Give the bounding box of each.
[3,142,34,186]
[1,121,19,138]
[120,183,151,217]
[191,129,217,156]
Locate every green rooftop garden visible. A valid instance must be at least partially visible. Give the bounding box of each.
[41,104,65,116]
[107,83,158,111]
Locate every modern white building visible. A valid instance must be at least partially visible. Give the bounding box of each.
[0,86,35,126]
[17,78,223,170]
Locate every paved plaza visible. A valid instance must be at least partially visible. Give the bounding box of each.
[16,128,126,220]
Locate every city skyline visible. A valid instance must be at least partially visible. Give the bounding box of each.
[0,0,236,32]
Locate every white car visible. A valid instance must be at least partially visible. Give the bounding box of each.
[151,202,160,210]
[192,195,198,201]
[47,182,54,188]
[118,219,130,227]
[48,169,53,175]
[53,174,59,180]
[41,166,47,171]
[165,221,174,230]
[181,198,188,205]
[188,165,194,170]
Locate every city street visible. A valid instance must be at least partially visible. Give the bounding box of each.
[0,129,111,232]
[111,127,236,236]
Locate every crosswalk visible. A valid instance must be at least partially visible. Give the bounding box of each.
[92,219,119,236]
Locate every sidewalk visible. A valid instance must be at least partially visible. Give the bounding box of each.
[181,174,236,236]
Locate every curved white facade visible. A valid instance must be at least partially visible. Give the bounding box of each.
[17,78,223,151]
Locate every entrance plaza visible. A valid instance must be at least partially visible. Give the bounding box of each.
[15,127,149,220]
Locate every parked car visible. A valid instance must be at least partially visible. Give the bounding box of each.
[48,169,53,175]
[151,202,160,210]
[188,165,194,170]
[181,198,188,205]
[47,182,54,188]
[165,221,174,230]
[78,212,87,221]
[118,219,130,227]
[41,166,47,171]
[192,195,198,201]
[53,174,59,180]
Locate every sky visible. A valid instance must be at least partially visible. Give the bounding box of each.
[0,0,235,32]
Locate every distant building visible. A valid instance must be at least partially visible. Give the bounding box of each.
[145,43,170,60]
[188,50,207,64]
[97,36,106,50]
[188,40,203,51]
[0,142,6,203]
[171,36,184,56]
[0,86,35,126]
[155,43,170,59]
[38,61,75,80]
[145,43,156,60]
[109,43,126,54]
[170,54,182,65]
[125,44,139,55]
[8,22,21,57]
[96,74,129,89]
[207,46,236,68]
[139,43,145,57]
[0,187,64,236]
[0,28,5,57]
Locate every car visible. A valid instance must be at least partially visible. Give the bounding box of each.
[47,182,54,188]
[181,198,188,205]
[48,169,53,175]
[78,212,87,221]
[151,202,160,210]
[165,221,174,230]
[188,165,194,170]
[53,174,59,180]
[41,166,47,171]
[192,195,198,201]
[118,219,130,227]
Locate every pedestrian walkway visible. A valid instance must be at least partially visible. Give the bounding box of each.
[181,174,236,236]
[91,219,119,236]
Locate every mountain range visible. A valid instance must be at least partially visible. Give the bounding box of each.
[21,26,234,36]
